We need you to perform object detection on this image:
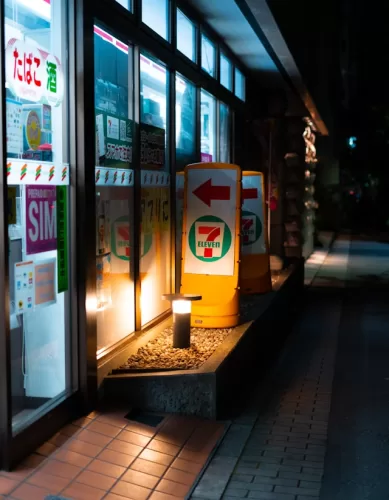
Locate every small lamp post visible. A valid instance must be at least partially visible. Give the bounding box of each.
[162,294,202,348]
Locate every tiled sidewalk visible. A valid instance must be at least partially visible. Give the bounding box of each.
[191,237,349,500]
[0,411,225,500]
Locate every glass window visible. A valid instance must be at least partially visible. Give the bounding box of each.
[94,26,135,354]
[200,90,216,162]
[176,74,196,170]
[219,102,231,163]
[5,0,73,433]
[201,34,215,77]
[220,53,232,90]
[177,9,195,61]
[175,172,184,293]
[140,55,171,326]
[175,75,195,290]
[235,68,245,101]
[142,0,168,40]
[116,0,132,10]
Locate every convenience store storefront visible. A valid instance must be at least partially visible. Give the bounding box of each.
[0,0,247,468]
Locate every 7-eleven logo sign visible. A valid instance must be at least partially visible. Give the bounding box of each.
[189,216,232,263]
[116,223,130,258]
[111,219,130,260]
[242,215,256,245]
[195,222,224,259]
[241,210,262,248]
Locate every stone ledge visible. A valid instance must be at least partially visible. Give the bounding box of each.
[103,259,304,418]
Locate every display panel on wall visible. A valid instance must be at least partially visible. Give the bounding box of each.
[4,0,74,434]
[94,25,135,354]
[140,54,172,326]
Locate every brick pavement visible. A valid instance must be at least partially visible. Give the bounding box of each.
[0,411,225,500]
[191,237,351,500]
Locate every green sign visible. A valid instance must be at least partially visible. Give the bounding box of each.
[140,123,165,170]
[95,110,133,169]
[188,215,232,263]
[56,186,68,293]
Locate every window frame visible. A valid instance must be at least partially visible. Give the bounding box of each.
[220,51,233,91]
[140,0,170,43]
[176,8,196,63]
[200,32,216,79]
[234,67,246,101]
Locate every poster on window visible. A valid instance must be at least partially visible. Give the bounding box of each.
[140,123,165,170]
[26,185,57,255]
[34,259,56,308]
[109,197,131,273]
[15,260,34,314]
[5,39,64,107]
[6,99,23,155]
[95,110,133,169]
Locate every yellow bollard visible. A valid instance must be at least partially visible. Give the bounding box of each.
[180,163,242,328]
[240,171,272,294]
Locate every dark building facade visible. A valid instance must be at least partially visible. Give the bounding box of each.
[0,0,336,469]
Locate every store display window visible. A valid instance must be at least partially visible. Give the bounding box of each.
[200,89,216,162]
[219,102,231,163]
[235,68,245,101]
[140,54,171,326]
[201,34,215,77]
[175,74,195,290]
[177,9,195,62]
[220,52,232,91]
[142,0,168,40]
[94,25,135,353]
[5,0,74,433]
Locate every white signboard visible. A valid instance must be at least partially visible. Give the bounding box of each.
[184,168,238,276]
[242,174,266,255]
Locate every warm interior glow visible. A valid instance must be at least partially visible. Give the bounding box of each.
[86,296,98,313]
[172,300,191,314]
[140,275,154,321]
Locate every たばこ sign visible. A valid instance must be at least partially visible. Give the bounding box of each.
[26,185,57,255]
[6,38,64,107]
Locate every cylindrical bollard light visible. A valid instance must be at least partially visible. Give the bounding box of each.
[162,294,202,349]
[172,300,191,348]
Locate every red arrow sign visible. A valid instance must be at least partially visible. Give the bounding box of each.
[242,188,258,200]
[193,178,231,207]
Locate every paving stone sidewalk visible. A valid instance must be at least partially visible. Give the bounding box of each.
[190,237,351,500]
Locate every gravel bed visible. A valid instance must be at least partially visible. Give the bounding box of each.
[120,326,233,371]
[119,272,282,372]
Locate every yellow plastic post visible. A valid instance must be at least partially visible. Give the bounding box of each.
[180,162,242,328]
[240,171,272,294]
